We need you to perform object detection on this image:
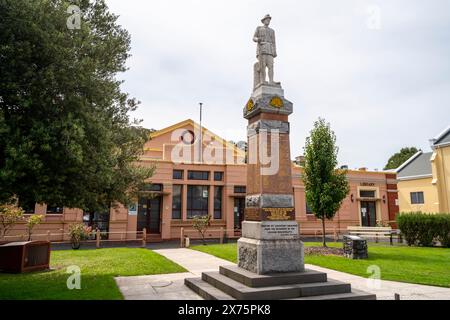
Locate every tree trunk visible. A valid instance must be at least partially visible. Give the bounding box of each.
[322,217,327,247]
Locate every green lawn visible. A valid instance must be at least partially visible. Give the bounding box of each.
[191,242,450,288]
[0,248,186,300]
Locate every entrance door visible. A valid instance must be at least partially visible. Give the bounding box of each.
[148,197,161,233]
[137,196,161,234]
[234,198,245,230]
[360,201,377,227]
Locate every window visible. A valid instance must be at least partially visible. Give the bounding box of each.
[410,192,424,204]
[234,186,246,194]
[187,185,209,218]
[173,170,183,180]
[187,171,209,180]
[180,130,195,145]
[359,190,376,198]
[306,202,313,215]
[46,205,63,214]
[83,209,110,238]
[172,185,182,219]
[214,172,224,181]
[141,183,163,192]
[214,186,223,219]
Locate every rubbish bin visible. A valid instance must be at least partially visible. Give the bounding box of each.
[343,235,368,259]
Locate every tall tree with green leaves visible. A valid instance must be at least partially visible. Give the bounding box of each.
[303,118,350,247]
[383,147,419,170]
[0,0,153,211]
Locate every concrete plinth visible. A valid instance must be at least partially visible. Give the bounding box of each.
[238,237,304,274]
[237,220,304,274]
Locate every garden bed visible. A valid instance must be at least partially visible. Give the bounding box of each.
[304,246,344,256]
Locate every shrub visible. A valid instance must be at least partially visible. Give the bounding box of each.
[436,214,450,248]
[192,215,211,245]
[397,212,420,246]
[416,214,436,247]
[0,204,24,239]
[397,212,450,247]
[26,214,44,241]
[68,224,92,249]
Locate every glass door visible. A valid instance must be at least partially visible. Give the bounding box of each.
[360,201,377,227]
[234,198,245,230]
[137,195,162,234]
[148,197,161,234]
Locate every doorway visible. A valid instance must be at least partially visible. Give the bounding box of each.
[360,201,377,227]
[137,195,162,234]
[234,198,245,230]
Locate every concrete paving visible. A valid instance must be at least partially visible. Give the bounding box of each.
[115,249,234,300]
[154,248,235,276]
[115,248,450,300]
[115,272,202,300]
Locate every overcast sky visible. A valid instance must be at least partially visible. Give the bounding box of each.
[106,0,450,170]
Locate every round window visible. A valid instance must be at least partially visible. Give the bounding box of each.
[180,130,195,145]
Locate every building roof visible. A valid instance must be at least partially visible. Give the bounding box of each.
[149,119,246,157]
[430,125,450,147]
[396,151,433,180]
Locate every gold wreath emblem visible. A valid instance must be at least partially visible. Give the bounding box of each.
[270,96,283,108]
[246,99,254,111]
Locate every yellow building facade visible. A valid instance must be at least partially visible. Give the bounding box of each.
[397,126,450,213]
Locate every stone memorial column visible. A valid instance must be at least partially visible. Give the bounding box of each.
[239,83,304,274]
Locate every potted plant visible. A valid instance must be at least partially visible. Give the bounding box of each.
[68,224,92,249]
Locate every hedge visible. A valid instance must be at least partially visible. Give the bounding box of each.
[397,212,450,247]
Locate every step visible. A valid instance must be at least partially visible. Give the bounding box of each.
[202,271,351,300]
[185,277,235,300]
[146,235,163,243]
[219,265,327,287]
[288,289,376,300]
[185,277,375,301]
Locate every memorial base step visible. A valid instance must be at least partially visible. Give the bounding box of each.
[185,265,376,300]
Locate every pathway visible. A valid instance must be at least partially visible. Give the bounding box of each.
[115,248,233,300]
[115,248,450,300]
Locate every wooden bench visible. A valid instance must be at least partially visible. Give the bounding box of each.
[347,226,401,245]
[299,228,349,242]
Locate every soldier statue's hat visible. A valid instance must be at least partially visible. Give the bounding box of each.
[261,14,272,23]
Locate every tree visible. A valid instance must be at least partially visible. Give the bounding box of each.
[192,215,211,245]
[0,204,24,239]
[0,0,153,211]
[383,147,419,170]
[26,214,43,241]
[303,118,350,247]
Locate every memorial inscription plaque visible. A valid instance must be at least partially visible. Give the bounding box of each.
[245,207,295,221]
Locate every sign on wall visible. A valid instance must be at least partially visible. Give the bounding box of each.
[128,203,138,216]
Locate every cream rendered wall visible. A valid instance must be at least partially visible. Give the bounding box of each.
[433,146,450,212]
[398,177,439,213]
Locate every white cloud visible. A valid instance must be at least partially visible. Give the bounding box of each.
[106,0,450,169]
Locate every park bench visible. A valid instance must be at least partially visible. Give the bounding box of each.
[347,226,401,245]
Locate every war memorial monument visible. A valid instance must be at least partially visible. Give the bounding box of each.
[185,14,376,300]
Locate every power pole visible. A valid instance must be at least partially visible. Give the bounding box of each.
[199,102,203,163]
